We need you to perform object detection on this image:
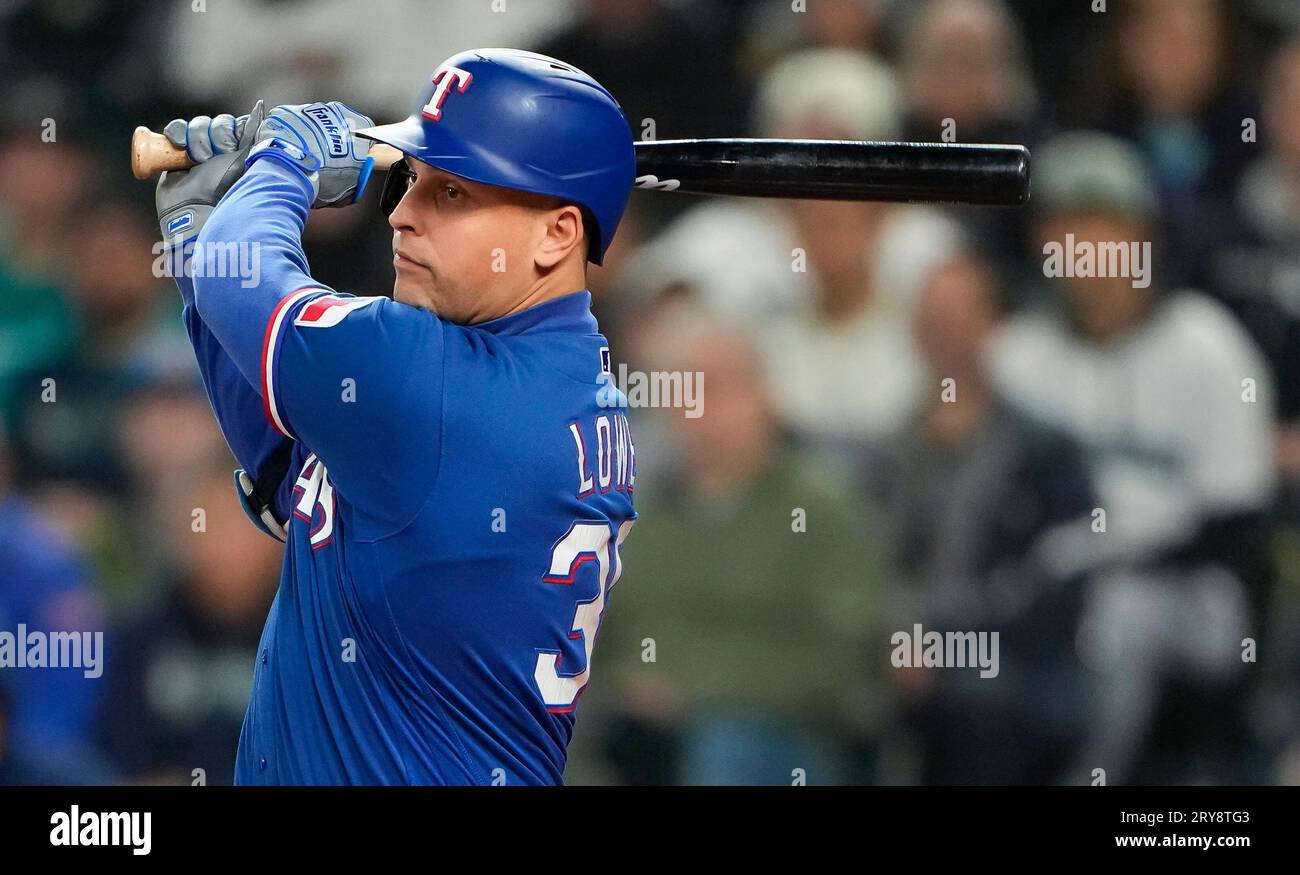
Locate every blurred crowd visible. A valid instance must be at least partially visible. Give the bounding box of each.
[2,0,1300,785]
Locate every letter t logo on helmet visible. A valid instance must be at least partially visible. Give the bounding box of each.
[421,65,473,122]
[355,48,636,265]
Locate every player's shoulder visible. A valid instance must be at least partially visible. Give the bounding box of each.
[268,290,448,439]
[282,290,441,332]
[273,290,448,370]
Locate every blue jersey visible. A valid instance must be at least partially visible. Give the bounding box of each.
[174,159,637,784]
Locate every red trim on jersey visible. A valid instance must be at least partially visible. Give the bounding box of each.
[542,553,598,585]
[260,288,324,438]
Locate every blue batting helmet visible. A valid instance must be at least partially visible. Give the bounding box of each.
[356,48,636,265]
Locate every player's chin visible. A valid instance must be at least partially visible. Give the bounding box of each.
[392,275,439,310]
[390,276,416,304]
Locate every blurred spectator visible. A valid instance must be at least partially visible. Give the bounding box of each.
[740,0,887,73]
[0,259,77,423]
[104,378,233,604]
[869,253,1096,784]
[1079,0,1258,289]
[162,0,578,121]
[1213,40,1300,783]
[116,382,231,511]
[999,0,1104,117]
[1212,37,1300,522]
[621,48,963,449]
[540,0,745,140]
[0,135,93,420]
[0,1,169,145]
[1249,0,1300,33]
[96,454,281,785]
[989,132,1277,783]
[6,201,190,494]
[0,133,95,276]
[572,314,888,785]
[897,0,1038,145]
[0,675,116,786]
[0,424,107,758]
[894,0,1042,270]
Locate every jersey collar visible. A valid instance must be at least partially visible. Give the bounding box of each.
[472,290,598,337]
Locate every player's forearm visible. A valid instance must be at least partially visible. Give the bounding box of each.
[193,158,326,389]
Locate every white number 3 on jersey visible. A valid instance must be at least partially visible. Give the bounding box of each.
[534,519,634,711]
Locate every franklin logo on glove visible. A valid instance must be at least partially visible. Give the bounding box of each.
[304,104,349,157]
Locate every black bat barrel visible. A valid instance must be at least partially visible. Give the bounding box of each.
[632,139,1030,206]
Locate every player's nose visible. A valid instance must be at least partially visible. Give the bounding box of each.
[387,188,421,235]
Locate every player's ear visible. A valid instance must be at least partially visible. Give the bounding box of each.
[534,204,585,271]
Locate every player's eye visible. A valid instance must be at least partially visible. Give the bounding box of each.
[443,184,462,201]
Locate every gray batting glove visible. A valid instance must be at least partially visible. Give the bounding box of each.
[156,100,267,244]
[247,101,377,208]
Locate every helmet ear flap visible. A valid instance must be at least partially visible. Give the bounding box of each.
[380,158,413,217]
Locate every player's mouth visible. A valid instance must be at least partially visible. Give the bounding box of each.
[394,249,426,270]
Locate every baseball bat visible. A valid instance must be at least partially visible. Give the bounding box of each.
[131,127,1029,206]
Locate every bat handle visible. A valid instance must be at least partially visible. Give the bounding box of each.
[132,127,190,179]
[130,125,405,180]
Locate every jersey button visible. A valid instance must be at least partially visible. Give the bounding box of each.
[259,756,268,772]
[261,649,268,665]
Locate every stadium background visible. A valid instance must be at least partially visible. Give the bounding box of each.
[2,0,1299,785]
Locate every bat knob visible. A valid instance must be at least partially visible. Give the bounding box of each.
[132,126,192,180]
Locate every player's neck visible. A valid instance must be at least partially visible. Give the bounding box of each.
[505,263,590,317]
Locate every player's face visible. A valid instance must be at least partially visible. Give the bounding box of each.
[387,159,570,323]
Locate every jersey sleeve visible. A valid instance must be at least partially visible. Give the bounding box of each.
[190,158,446,533]
[263,290,447,534]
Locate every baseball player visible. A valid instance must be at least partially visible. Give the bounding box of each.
[154,49,638,784]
